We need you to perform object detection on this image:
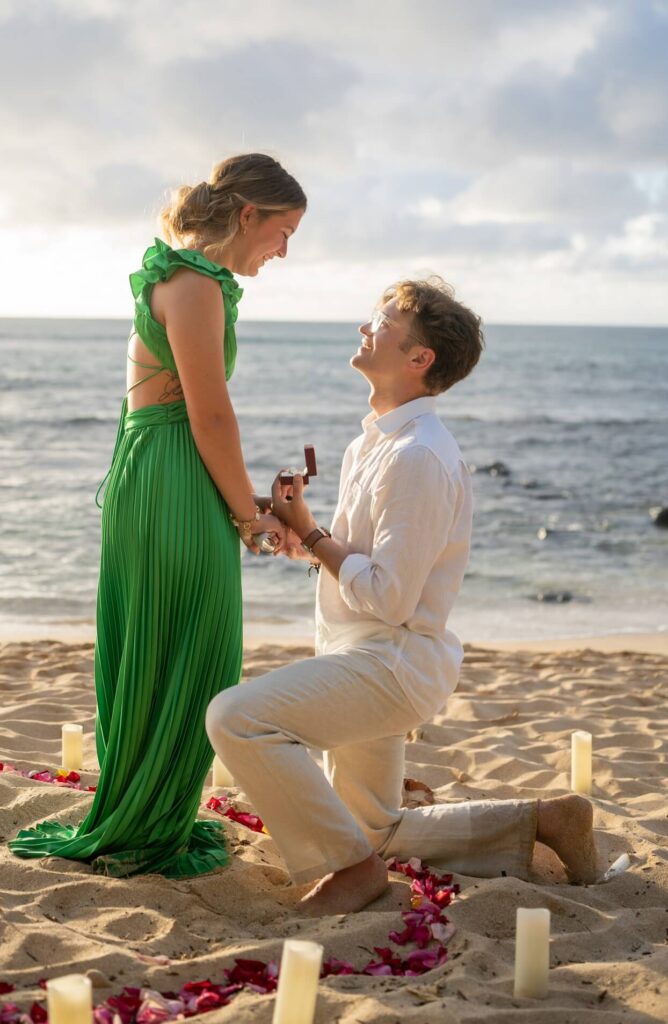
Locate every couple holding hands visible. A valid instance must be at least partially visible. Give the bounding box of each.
[10,153,597,911]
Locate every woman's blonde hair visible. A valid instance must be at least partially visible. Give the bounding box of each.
[160,153,307,262]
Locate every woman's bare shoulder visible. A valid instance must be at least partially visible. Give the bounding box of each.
[152,267,223,326]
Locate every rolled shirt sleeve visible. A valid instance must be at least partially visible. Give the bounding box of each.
[338,446,459,627]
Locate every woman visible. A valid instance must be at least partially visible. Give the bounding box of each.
[10,153,307,877]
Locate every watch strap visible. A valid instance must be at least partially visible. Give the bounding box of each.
[302,527,332,553]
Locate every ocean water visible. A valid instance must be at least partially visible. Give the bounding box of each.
[1,318,667,642]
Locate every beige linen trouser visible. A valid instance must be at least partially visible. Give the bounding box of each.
[206,650,537,885]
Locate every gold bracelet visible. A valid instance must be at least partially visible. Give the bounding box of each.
[229,506,261,538]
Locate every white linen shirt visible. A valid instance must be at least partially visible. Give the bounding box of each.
[315,395,473,720]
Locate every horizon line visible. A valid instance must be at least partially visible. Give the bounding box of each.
[1,315,667,331]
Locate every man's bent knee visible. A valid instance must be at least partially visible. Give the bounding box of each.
[206,687,250,753]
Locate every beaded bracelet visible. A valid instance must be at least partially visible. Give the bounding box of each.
[229,506,261,539]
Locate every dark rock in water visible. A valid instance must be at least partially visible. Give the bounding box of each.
[470,461,512,477]
[533,590,574,604]
[596,539,636,555]
[652,507,668,529]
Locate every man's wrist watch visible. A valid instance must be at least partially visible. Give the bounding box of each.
[301,527,332,553]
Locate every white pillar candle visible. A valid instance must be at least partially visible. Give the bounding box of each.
[212,754,234,789]
[47,973,92,1024]
[514,908,550,999]
[571,730,592,794]
[61,724,83,771]
[603,852,631,881]
[272,939,324,1024]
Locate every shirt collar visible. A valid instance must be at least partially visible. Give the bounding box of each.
[361,396,438,436]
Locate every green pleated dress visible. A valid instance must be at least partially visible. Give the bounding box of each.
[9,239,245,877]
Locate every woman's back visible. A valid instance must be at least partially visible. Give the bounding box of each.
[126,238,242,412]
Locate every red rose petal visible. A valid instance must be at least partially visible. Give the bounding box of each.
[321,957,356,976]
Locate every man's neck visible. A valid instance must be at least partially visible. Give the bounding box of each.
[368,383,431,418]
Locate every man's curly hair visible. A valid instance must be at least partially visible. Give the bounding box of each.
[381,276,484,394]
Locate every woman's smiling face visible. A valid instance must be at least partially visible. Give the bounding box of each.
[238,206,305,276]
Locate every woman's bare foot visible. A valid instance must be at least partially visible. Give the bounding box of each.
[299,853,389,916]
[536,794,599,884]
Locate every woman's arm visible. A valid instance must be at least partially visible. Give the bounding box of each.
[159,268,283,545]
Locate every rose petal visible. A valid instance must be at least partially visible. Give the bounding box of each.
[0,1004,23,1024]
[363,963,395,976]
[404,946,449,973]
[224,959,278,993]
[205,795,267,833]
[93,1008,118,1024]
[430,920,457,944]
[321,958,356,976]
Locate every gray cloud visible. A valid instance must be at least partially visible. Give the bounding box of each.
[84,162,168,221]
[155,41,358,146]
[0,0,666,298]
[488,3,668,163]
[448,162,647,232]
[0,7,127,124]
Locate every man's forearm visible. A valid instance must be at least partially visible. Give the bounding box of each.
[309,535,349,580]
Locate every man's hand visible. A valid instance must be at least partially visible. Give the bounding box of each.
[272,472,348,579]
[271,472,317,540]
[284,527,319,562]
[253,494,273,513]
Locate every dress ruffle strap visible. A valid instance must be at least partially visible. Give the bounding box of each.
[130,237,243,324]
[129,238,242,381]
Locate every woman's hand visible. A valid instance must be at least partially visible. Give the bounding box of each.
[241,512,289,555]
[270,472,317,539]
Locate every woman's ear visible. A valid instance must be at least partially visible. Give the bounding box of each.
[239,203,255,233]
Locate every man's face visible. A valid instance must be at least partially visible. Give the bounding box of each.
[351,298,420,383]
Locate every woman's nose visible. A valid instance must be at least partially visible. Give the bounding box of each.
[359,321,371,337]
[278,239,288,258]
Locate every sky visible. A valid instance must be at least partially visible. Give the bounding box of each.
[0,0,667,324]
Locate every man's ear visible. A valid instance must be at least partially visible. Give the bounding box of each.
[410,347,436,373]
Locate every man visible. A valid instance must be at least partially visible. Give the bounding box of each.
[207,277,598,915]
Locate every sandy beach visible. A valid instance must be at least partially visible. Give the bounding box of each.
[1,634,667,1022]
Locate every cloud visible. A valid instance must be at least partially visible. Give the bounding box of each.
[446,161,646,230]
[0,0,666,320]
[154,41,358,149]
[487,2,668,163]
[0,7,127,124]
